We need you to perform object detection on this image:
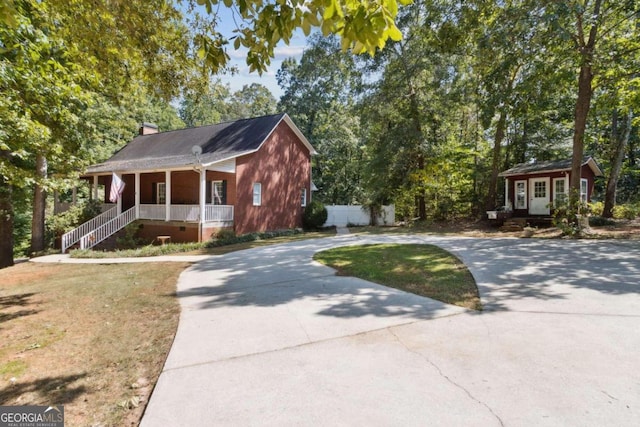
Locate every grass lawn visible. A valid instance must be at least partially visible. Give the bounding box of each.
[314,244,481,310]
[0,261,188,426]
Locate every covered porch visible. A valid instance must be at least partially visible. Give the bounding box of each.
[86,161,237,226]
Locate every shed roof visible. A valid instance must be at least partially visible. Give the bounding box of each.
[498,156,603,178]
[86,113,315,174]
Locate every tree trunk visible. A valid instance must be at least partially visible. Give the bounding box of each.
[570,63,593,195]
[30,153,48,253]
[603,110,632,218]
[570,0,602,197]
[0,173,14,269]
[486,109,507,211]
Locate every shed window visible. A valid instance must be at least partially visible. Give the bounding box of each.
[515,180,526,210]
[253,183,262,206]
[580,178,588,203]
[554,178,567,206]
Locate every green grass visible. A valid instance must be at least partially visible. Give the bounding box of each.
[314,244,481,310]
[0,262,187,426]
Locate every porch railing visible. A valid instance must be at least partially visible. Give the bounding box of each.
[61,205,118,253]
[79,206,137,250]
[138,204,233,222]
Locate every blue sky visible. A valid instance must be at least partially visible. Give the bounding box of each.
[191,4,308,99]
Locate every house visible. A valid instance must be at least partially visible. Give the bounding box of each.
[62,113,316,252]
[491,156,603,219]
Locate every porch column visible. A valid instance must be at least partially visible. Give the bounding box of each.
[199,167,206,225]
[504,178,509,209]
[135,172,140,219]
[115,173,122,215]
[93,175,98,201]
[165,170,171,222]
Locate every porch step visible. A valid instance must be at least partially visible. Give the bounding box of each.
[500,218,527,232]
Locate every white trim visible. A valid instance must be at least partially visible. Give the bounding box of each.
[529,177,550,215]
[301,188,307,207]
[165,171,172,222]
[199,168,206,225]
[135,172,140,219]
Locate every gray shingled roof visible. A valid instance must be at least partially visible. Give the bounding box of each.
[86,113,308,174]
[498,156,603,177]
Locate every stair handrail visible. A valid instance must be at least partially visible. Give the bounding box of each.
[61,206,118,253]
[79,207,137,250]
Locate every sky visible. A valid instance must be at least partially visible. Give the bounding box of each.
[189,4,309,99]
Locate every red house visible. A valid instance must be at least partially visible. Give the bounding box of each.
[62,114,316,252]
[493,156,603,219]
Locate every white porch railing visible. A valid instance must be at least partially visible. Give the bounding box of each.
[138,204,233,222]
[139,204,165,220]
[205,205,233,222]
[61,206,118,253]
[79,207,137,250]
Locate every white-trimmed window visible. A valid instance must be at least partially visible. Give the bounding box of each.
[515,180,527,209]
[301,188,307,207]
[253,183,262,206]
[157,182,166,205]
[554,178,567,206]
[580,178,588,203]
[212,180,224,205]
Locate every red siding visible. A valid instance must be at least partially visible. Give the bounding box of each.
[234,122,311,234]
[505,164,597,216]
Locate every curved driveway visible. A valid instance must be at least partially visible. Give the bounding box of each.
[141,234,640,426]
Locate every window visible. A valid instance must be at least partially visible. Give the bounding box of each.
[534,181,546,198]
[554,178,567,206]
[301,188,307,207]
[157,182,166,205]
[253,183,262,206]
[515,180,526,209]
[580,178,588,203]
[211,180,225,205]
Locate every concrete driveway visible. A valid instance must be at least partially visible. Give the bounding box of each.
[141,234,640,426]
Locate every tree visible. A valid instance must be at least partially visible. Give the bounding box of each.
[545,1,640,221]
[229,84,277,118]
[0,0,197,266]
[191,0,411,73]
[277,34,364,204]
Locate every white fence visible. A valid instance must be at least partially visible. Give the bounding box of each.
[323,205,395,227]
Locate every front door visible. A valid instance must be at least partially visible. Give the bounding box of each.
[529,177,550,215]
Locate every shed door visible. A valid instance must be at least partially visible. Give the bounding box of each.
[529,177,550,215]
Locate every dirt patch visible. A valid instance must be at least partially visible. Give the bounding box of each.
[0,262,188,426]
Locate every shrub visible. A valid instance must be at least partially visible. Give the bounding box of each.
[302,200,328,230]
[204,228,302,248]
[216,228,236,241]
[612,204,640,220]
[589,216,615,227]
[552,190,590,237]
[588,201,604,217]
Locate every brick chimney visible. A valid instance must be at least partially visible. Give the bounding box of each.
[139,122,159,135]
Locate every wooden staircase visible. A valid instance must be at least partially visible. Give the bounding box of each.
[501,217,527,232]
